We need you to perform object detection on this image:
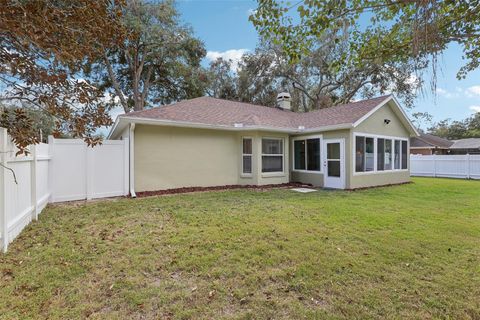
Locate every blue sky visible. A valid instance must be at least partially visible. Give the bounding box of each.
[177,0,480,128]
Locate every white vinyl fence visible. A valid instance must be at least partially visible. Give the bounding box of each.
[410,154,480,179]
[0,128,129,252]
[50,138,129,202]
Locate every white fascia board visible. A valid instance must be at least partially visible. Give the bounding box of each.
[109,116,353,137]
[352,95,419,137]
[107,117,122,140]
[292,123,353,135]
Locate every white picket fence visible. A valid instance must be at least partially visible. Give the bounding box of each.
[410,154,480,179]
[0,128,129,252]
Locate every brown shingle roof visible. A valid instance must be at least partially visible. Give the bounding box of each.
[450,138,480,149]
[411,133,453,148]
[121,95,391,130]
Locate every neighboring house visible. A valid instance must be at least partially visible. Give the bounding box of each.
[410,133,453,155]
[449,138,480,155]
[108,94,418,193]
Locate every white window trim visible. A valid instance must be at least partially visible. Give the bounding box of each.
[353,132,409,176]
[261,137,285,176]
[241,136,253,177]
[292,134,323,174]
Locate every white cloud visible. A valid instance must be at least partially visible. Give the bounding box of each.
[436,87,456,98]
[466,85,480,97]
[247,8,257,16]
[469,105,480,113]
[206,49,250,71]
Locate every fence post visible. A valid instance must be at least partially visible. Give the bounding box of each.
[0,128,8,252]
[48,136,54,202]
[432,154,437,177]
[31,144,38,220]
[466,154,471,179]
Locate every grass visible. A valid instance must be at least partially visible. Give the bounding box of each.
[0,177,479,319]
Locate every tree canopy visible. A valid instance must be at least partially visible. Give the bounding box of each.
[0,0,126,153]
[206,37,421,111]
[89,0,207,113]
[428,113,480,139]
[250,0,480,82]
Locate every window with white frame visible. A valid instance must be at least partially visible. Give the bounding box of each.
[355,136,374,172]
[293,137,321,171]
[242,137,253,175]
[262,138,283,173]
[355,134,408,173]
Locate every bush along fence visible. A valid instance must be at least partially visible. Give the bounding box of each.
[410,154,480,179]
[0,128,129,252]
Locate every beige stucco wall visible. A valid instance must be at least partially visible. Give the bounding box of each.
[134,125,241,191]
[133,125,289,192]
[349,101,412,189]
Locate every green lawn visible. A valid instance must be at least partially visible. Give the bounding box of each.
[1,178,479,319]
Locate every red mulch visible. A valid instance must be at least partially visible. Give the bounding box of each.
[134,182,313,198]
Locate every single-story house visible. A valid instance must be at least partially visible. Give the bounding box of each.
[410,134,480,155]
[410,133,453,155]
[108,94,419,194]
[449,138,480,155]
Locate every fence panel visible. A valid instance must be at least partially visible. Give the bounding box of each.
[50,138,129,202]
[0,128,52,252]
[1,128,129,252]
[410,154,480,179]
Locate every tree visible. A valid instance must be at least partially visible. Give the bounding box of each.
[411,112,433,130]
[0,0,126,154]
[1,103,57,143]
[90,0,207,113]
[206,37,421,111]
[250,0,480,82]
[205,58,238,100]
[428,113,480,139]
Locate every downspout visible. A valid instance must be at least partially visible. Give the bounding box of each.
[129,123,137,198]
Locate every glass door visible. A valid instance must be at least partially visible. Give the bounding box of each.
[323,139,345,189]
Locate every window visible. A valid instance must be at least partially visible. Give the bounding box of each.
[355,136,365,172]
[355,136,374,172]
[365,137,374,171]
[262,138,283,173]
[242,138,252,175]
[401,140,408,169]
[294,137,321,171]
[394,140,401,169]
[294,140,306,170]
[377,138,385,171]
[355,134,408,174]
[385,139,392,170]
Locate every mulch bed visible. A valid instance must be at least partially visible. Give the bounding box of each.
[134,182,313,198]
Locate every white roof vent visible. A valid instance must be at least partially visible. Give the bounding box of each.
[277,92,292,110]
[233,123,244,128]
[298,125,305,131]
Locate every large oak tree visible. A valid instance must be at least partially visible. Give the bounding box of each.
[250,0,480,83]
[89,0,207,113]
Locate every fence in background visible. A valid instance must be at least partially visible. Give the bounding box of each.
[410,154,480,179]
[0,128,129,252]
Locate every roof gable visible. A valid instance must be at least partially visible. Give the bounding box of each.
[352,96,418,136]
